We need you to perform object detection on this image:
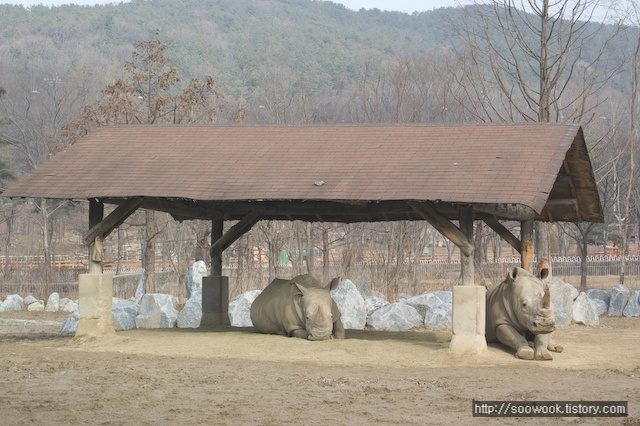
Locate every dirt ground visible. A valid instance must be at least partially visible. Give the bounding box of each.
[0,311,639,426]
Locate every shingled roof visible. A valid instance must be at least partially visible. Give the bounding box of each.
[2,123,603,223]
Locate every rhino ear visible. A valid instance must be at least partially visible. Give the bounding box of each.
[539,267,552,284]
[507,267,519,282]
[328,277,341,291]
[293,282,309,296]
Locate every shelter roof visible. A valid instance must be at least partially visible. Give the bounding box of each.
[3,124,603,223]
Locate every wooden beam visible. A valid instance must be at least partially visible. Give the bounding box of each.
[473,203,537,221]
[83,197,144,246]
[477,213,522,254]
[210,210,265,261]
[407,201,474,257]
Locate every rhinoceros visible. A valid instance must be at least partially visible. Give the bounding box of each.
[250,274,345,341]
[486,266,563,360]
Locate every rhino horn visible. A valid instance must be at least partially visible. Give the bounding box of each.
[542,288,551,309]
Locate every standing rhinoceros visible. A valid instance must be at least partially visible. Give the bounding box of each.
[486,266,563,360]
[250,274,345,340]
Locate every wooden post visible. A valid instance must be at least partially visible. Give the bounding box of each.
[459,205,474,285]
[211,217,223,276]
[88,199,104,274]
[521,220,535,272]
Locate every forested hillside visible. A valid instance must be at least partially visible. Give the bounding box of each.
[0,0,460,94]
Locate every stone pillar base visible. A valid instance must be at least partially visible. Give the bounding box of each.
[200,276,230,328]
[449,285,487,355]
[76,274,115,337]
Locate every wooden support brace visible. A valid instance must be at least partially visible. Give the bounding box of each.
[210,210,265,259]
[407,201,474,257]
[477,213,523,254]
[83,197,144,246]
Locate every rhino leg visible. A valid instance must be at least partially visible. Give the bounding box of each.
[495,324,534,360]
[290,328,310,339]
[533,334,553,360]
[332,319,345,340]
[547,334,563,353]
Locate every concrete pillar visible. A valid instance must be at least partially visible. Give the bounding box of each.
[449,285,487,355]
[76,273,115,337]
[200,275,230,327]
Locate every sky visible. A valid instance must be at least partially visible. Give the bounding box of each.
[1,0,467,12]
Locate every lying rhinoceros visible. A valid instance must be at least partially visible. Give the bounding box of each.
[250,274,345,341]
[486,266,563,360]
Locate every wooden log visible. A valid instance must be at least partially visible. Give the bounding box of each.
[88,199,104,275]
[459,205,475,286]
[477,213,523,254]
[210,209,265,273]
[407,201,474,257]
[521,220,535,272]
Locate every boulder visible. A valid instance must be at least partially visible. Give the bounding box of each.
[23,295,38,305]
[398,293,412,302]
[61,309,79,333]
[403,293,443,317]
[432,291,453,304]
[424,300,452,329]
[548,278,573,326]
[331,279,367,329]
[368,290,386,299]
[112,298,141,331]
[176,296,202,328]
[59,298,78,313]
[608,284,631,316]
[572,292,599,326]
[227,290,262,328]
[45,292,60,312]
[623,290,640,317]
[355,280,371,297]
[590,299,608,316]
[135,294,179,329]
[586,289,610,312]
[27,300,45,311]
[0,294,23,312]
[366,303,423,331]
[185,260,208,299]
[364,296,389,317]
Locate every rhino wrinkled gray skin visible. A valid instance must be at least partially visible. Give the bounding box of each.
[250,274,345,341]
[486,266,563,360]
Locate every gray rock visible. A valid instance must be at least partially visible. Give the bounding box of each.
[623,290,640,317]
[572,292,599,326]
[364,296,389,317]
[548,278,573,326]
[608,284,631,316]
[369,290,386,299]
[176,296,202,328]
[398,293,412,302]
[59,298,78,313]
[27,300,45,311]
[424,303,452,329]
[0,294,23,312]
[366,303,423,331]
[567,283,579,300]
[590,299,608,316]
[432,291,453,304]
[135,294,179,329]
[23,295,38,305]
[404,293,443,317]
[586,289,610,311]
[185,260,208,299]
[228,290,261,328]
[61,309,79,333]
[331,279,367,330]
[112,298,141,331]
[45,292,60,312]
[356,280,371,297]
